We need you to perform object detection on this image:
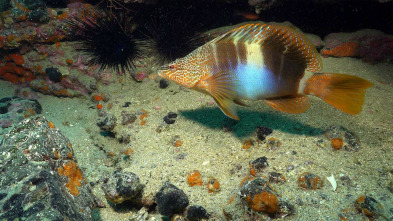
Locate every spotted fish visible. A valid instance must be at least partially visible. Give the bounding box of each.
[158,23,373,120]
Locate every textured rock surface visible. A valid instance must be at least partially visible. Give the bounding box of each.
[101,170,144,205]
[0,97,41,130]
[156,182,189,217]
[0,116,97,220]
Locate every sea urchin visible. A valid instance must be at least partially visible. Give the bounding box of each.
[67,8,141,73]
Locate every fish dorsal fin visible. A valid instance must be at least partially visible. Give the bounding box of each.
[205,70,240,120]
[264,95,311,114]
[211,23,322,72]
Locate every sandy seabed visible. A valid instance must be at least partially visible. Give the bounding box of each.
[1,53,393,220]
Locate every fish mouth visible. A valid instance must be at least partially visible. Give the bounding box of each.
[158,66,169,71]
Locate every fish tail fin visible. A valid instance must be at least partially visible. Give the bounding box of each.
[304,73,374,115]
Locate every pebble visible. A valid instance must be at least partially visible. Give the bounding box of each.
[45,67,62,83]
[163,111,178,124]
[163,116,175,124]
[121,111,137,125]
[324,125,361,151]
[256,126,273,141]
[297,172,324,190]
[156,182,189,217]
[97,114,117,131]
[249,156,269,176]
[159,79,169,88]
[355,195,388,219]
[268,172,286,183]
[101,171,144,205]
[186,205,210,221]
[240,177,279,214]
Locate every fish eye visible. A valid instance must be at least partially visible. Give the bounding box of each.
[169,64,177,69]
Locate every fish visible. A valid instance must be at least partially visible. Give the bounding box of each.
[158,23,374,120]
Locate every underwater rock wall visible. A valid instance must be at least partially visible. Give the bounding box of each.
[0,116,97,220]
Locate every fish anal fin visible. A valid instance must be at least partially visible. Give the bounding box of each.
[213,97,239,120]
[264,95,310,114]
[205,70,239,120]
[234,99,248,107]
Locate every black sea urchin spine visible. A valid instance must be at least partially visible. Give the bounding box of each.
[66,8,141,74]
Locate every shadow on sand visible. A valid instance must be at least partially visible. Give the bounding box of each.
[181,107,324,138]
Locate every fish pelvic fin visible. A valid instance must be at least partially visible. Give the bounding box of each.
[264,95,311,114]
[304,73,374,115]
[205,70,239,120]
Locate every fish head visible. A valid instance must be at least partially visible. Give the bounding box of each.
[158,58,204,88]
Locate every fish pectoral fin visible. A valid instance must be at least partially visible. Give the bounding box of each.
[234,99,248,107]
[206,70,239,120]
[264,95,310,114]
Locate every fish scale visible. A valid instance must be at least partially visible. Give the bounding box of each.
[158,23,373,120]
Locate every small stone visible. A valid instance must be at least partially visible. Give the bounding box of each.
[28,9,50,23]
[324,125,360,151]
[97,114,117,131]
[297,172,324,190]
[156,182,189,217]
[164,116,175,124]
[256,126,273,141]
[355,195,387,219]
[186,205,210,221]
[266,138,282,150]
[286,165,295,171]
[240,177,279,214]
[122,102,131,107]
[45,67,62,83]
[121,111,137,125]
[159,79,169,88]
[207,177,220,193]
[167,112,178,118]
[249,156,269,176]
[101,171,144,205]
[268,172,286,183]
[274,201,295,218]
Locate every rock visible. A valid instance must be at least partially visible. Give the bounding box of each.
[186,205,210,221]
[121,111,137,125]
[28,9,50,23]
[297,172,324,190]
[255,126,273,141]
[45,67,62,83]
[249,156,269,176]
[163,115,175,124]
[163,111,178,124]
[240,176,279,214]
[0,0,10,12]
[156,182,189,217]
[268,172,286,184]
[0,97,42,130]
[101,171,144,205]
[324,125,361,151]
[0,116,96,220]
[167,111,178,118]
[321,29,393,63]
[159,79,169,88]
[97,114,117,131]
[355,195,388,219]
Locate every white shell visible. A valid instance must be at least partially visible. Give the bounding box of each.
[327,174,337,191]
